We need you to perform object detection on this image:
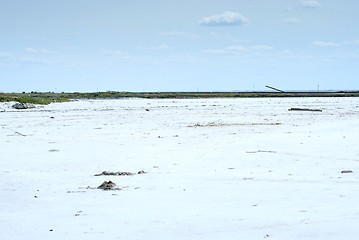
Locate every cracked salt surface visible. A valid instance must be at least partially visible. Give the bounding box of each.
[0,97,359,239]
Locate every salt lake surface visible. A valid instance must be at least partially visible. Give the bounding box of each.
[1,98,359,240]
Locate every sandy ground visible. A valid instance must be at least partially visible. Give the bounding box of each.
[1,97,359,240]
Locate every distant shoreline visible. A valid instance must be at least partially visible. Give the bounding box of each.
[1,91,359,105]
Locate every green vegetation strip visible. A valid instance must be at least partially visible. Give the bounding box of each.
[1,91,359,105]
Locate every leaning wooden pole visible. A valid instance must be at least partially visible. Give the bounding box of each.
[265,85,285,93]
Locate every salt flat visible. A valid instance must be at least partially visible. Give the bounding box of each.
[1,97,359,240]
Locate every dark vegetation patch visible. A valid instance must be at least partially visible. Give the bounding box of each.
[97,181,118,190]
[1,91,359,105]
[0,92,69,105]
[188,122,281,128]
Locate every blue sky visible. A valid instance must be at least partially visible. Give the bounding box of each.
[1,0,358,92]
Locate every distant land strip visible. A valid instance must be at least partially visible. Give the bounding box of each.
[1,91,359,105]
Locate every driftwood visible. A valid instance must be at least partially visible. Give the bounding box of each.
[188,122,281,128]
[7,128,27,137]
[288,108,322,112]
[246,150,277,154]
[95,171,134,176]
[95,170,147,176]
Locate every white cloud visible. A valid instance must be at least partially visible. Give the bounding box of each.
[167,54,197,64]
[300,0,321,8]
[202,45,319,62]
[20,56,54,64]
[20,48,70,65]
[62,46,79,50]
[283,18,302,25]
[203,45,273,55]
[159,31,199,39]
[210,32,244,42]
[25,36,47,41]
[100,49,131,60]
[135,45,172,51]
[200,11,249,26]
[344,39,359,45]
[0,52,14,66]
[0,52,12,58]
[100,49,159,64]
[312,41,340,47]
[248,45,274,51]
[25,48,49,53]
[285,6,295,12]
[277,50,314,60]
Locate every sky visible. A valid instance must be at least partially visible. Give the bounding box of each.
[1,0,359,92]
